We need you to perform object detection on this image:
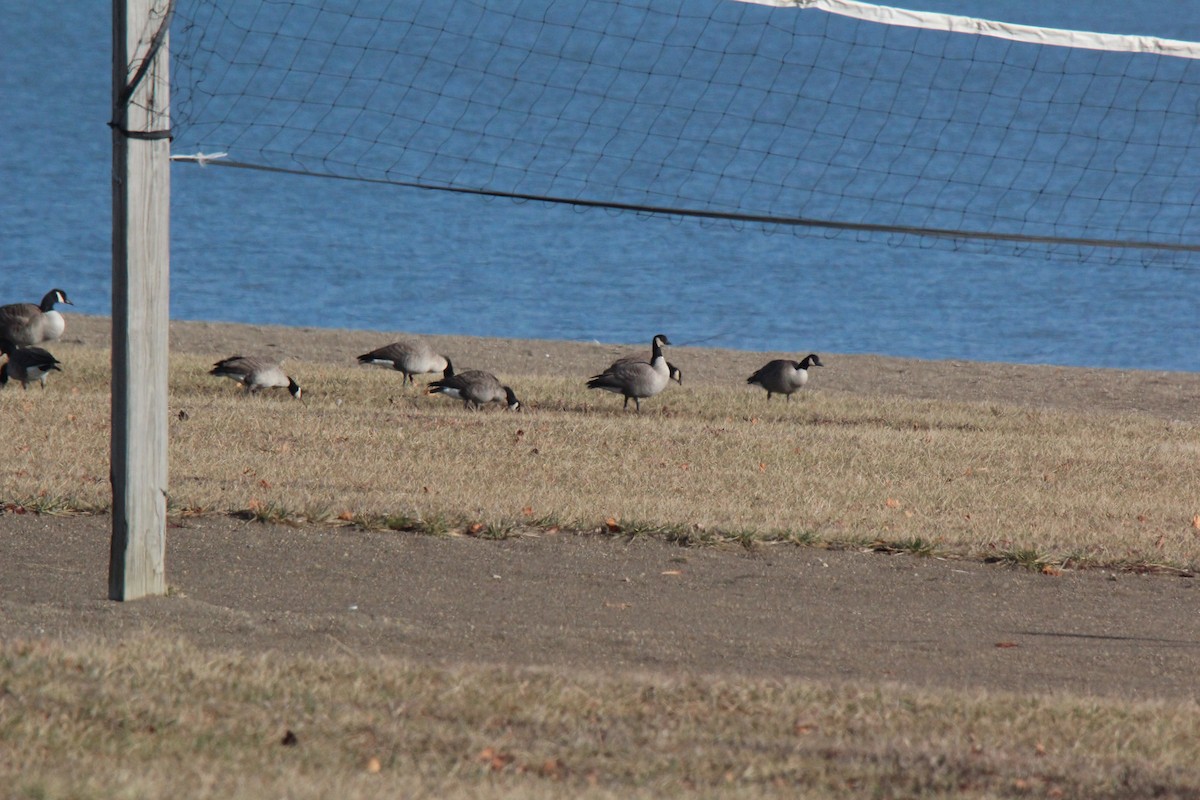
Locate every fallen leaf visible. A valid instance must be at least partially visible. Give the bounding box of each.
[478,747,514,771]
[468,522,485,535]
[521,506,534,516]
[994,641,1019,648]
[337,510,355,522]
[258,479,272,489]
[365,756,382,773]
[1192,514,1200,530]
[280,730,298,746]
[758,462,767,472]
[660,569,683,576]
[605,517,622,533]
[885,497,901,509]
[1041,564,1062,576]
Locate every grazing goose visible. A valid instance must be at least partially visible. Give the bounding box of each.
[0,346,62,390]
[0,288,72,354]
[209,355,302,399]
[746,353,824,401]
[428,368,521,411]
[357,339,449,385]
[587,334,672,412]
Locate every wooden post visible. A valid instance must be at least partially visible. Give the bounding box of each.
[109,0,172,600]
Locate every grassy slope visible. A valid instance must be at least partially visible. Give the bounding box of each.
[5,341,1199,570]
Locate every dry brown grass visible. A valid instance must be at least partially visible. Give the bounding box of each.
[6,339,1200,798]
[4,635,1198,800]
[4,341,1198,570]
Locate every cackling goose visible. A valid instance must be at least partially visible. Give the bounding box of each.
[587,334,672,412]
[357,339,449,385]
[746,353,823,401]
[428,368,521,411]
[210,355,302,399]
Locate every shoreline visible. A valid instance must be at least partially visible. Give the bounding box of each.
[63,313,1200,422]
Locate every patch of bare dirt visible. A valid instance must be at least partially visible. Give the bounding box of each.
[3,512,1197,699]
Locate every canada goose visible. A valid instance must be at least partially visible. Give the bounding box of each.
[587,334,672,412]
[0,288,72,354]
[357,339,449,385]
[0,346,62,390]
[746,353,824,401]
[428,368,521,411]
[209,355,302,399]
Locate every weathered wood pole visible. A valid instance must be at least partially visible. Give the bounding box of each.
[109,0,172,600]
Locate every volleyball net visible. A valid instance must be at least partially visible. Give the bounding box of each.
[170,0,1200,265]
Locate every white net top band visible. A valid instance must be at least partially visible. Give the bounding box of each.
[735,0,1200,59]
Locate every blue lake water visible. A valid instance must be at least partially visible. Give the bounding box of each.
[2,2,1199,371]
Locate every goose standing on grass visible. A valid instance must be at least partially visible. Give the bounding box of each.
[209,355,302,399]
[587,334,672,412]
[0,288,72,354]
[747,353,824,401]
[0,346,62,390]
[357,339,449,386]
[428,368,521,411]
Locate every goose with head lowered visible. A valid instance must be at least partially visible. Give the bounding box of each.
[746,353,823,401]
[357,339,449,386]
[428,367,521,411]
[587,333,672,412]
[0,288,72,355]
[209,355,302,399]
[0,346,62,390]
